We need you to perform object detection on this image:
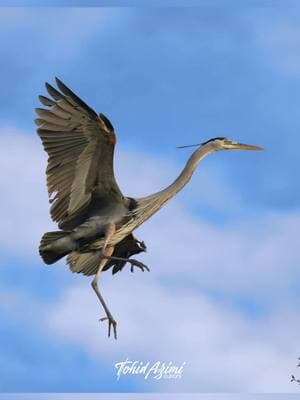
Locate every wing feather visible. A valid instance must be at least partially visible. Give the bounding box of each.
[37,78,123,227]
[39,95,56,107]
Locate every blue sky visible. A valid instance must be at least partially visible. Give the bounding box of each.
[1,6,300,394]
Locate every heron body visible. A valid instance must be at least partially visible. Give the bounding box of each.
[37,78,263,339]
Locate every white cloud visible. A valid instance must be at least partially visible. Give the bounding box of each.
[138,206,300,301]
[1,127,300,392]
[38,192,300,391]
[42,276,300,392]
[0,126,55,257]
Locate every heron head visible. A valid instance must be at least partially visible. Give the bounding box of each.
[204,137,264,151]
[177,137,264,151]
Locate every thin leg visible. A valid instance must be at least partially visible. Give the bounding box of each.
[91,223,117,339]
[91,246,117,339]
[91,224,149,339]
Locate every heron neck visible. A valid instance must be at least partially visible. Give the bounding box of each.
[158,143,215,202]
[139,142,216,210]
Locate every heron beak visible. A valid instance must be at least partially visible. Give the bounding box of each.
[232,142,264,151]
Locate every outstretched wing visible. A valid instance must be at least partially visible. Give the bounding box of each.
[36,78,124,228]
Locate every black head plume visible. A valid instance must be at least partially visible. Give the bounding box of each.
[177,137,226,149]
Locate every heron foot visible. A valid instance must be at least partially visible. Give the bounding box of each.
[99,313,117,339]
[129,259,150,273]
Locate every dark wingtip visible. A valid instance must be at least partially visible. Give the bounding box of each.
[53,77,98,117]
[45,82,55,94]
[99,113,114,132]
[45,81,64,100]
[55,77,67,93]
[55,76,63,84]
[39,95,56,107]
[55,76,64,89]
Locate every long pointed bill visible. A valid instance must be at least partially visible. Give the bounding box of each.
[232,142,264,151]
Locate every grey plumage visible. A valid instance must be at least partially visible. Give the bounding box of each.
[37,78,263,338]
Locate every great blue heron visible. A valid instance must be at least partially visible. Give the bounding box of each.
[37,78,263,339]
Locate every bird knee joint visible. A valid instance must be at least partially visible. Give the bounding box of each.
[91,279,98,290]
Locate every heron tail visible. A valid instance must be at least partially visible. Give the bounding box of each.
[39,231,72,264]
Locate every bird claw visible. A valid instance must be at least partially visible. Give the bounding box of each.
[129,259,150,273]
[99,314,117,339]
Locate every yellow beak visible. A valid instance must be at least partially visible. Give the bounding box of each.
[232,143,264,151]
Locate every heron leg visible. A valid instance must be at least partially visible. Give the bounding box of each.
[99,227,149,272]
[91,224,118,339]
[92,246,118,339]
